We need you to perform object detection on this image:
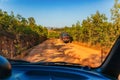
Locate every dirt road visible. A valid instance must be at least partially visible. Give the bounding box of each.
[23,39,101,67]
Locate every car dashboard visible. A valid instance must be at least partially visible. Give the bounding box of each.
[5,61,112,80]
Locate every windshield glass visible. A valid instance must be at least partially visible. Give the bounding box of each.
[0,0,118,68]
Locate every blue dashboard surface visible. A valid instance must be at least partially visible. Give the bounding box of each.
[5,64,112,80]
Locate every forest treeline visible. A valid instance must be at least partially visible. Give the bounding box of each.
[0,9,48,58]
[0,0,120,58]
[51,0,120,51]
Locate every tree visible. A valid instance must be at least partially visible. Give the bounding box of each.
[28,17,36,28]
[82,17,93,43]
[111,0,120,37]
[0,9,48,57]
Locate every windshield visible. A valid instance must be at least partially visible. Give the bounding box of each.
[0,0,118,68]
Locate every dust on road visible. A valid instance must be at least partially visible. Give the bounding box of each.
[23,38,101,67]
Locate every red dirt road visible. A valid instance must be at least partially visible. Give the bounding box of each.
[23,39,101,67]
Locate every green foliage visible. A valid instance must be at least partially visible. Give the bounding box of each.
[0,0,119,57]
[0,9,48,57]
[111,0,120,37]
[53,10,116,49]
[0,9,48,37]
[48,30,59,38]
[49,0,119,50]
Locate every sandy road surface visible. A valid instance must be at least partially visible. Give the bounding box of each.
[23,39,101,67]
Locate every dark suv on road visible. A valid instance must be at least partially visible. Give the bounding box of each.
[59,32,73,43]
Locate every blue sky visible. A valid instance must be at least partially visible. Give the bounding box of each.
[0,0,114,27]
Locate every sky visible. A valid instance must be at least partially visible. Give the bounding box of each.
[0,0,114,27]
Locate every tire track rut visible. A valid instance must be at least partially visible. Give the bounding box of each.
[23,39,101,67]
